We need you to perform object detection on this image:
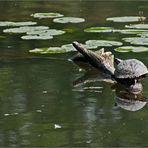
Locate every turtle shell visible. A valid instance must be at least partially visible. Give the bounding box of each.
[114,59,148,79]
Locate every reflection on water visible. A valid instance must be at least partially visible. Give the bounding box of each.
[73,61,148,112]
[0,0,148,147]
[115,91,147,112]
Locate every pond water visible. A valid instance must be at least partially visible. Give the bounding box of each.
[0,1,148,147]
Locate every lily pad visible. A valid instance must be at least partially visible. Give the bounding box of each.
[63,28,77,33]
[125,24,148,29]
[118,29,148,34]
[85,40,123,49]
[138,32,148,37]
[61,44,76,51]
[106,16,146,22]
[3,26,49,33]
[84,27,114,33]
[122,37,148,45]
[29,47,65,54]
[21,34,53,40]
[0,21,37,27]
[29,43,77,54]
[31,13,64,19]
[53,17,85,23]
[114,46,148,53]
[26,29,65,36]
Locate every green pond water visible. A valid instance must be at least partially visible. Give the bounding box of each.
[0,1,148,147]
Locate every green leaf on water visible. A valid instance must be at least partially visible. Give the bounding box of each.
[21,34,53,40]
[29,43,76,54]
[125,24,148,29]
[106,16,146,22]
[84,27,114,33]
[3,26,49,34]
[53,17,85,23]
[0,21,37,27]
[138,32,148,37]
[118,29,148,34]
[63,28,77,33]
[31,13,64,18]
[29,47,66,54]
[85,40,123,49]
[122,37,148,45]
[114,46,148,53]
[61,44,76,51]
[26,29,65,36]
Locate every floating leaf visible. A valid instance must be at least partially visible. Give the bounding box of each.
[118,29,148,34]
[29,48,46,53]
[63,28,76,33]
[125,24,148,29]
[138,32,148,37]
[132,46,148,52]
[53,17,85,23]
[21,34,53,40]
[114,46,148,53]
[31,13,64,18]
[29,43,77,54]
[29,47,65,54]
[114,46,132,52]
[0,21,37,27]
[85,40,123,49]
[106,16,146,22]
[26,29,65,36]
[61,44,76,51]
[84,27,114,33]
[123,37,148,45]
[3,26,49,33]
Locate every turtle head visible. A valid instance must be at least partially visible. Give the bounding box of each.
[114,58,123,65]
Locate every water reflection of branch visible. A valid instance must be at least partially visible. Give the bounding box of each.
[73,61,114,87]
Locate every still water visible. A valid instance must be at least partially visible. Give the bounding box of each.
[0,1,148,147]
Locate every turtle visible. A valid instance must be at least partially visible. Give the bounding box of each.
[72,41,148,88]
[114,58,148,86]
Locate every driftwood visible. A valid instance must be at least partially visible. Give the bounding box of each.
[72,41,115,76]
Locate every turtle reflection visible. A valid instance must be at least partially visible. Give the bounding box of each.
[115,88,147,111]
